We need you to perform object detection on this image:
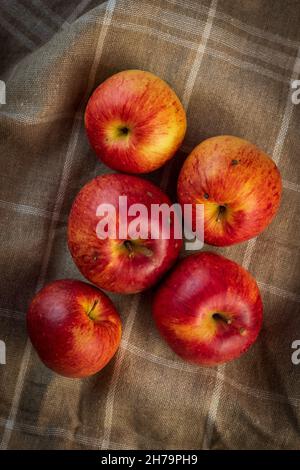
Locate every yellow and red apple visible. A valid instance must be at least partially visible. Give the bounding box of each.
[68,174,182,294]
[85,70,187,173]
[178,135,282,246]
[27,279,122,378]
[153,252,263,366]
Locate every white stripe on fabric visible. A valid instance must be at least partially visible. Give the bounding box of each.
[109,20,290,83]
[0,417,132,450]
[63,0,96,27]
[161,0,218,190]
[117,2,296,72]
[166,0,300,49]
[123,342,300,407]
[0,199,59,221]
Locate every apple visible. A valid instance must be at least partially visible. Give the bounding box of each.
[153,252,263,366]
[27,279,122,378]
[177,135,282,246]
[85,69,187,173]
[67,174,182,294]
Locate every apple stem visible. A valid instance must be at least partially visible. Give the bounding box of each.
[123,240,153,258]
[212,312,231,325]
[124,240,134,253]
[87,300,99,320]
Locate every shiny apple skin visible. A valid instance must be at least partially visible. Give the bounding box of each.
[27,279,122,378]
[177,135,282,246]
[85,69,187,173]
[67,174,182,294]
[153,252,263,366]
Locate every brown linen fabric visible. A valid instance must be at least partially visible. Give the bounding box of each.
[1,0,300,450]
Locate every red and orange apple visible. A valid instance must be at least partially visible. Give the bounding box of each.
[177,135,282,246]
[153,252,263,366]
[27,279,122,378]
[68,174,182,294]
[85,69,187,173]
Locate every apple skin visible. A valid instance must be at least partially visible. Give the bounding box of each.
[67,174,182,294]
[177,135,282,246]
[153,252,263,366]
[85,69,187,173]
[27,279,122,378]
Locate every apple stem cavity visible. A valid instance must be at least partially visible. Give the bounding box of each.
[87,299,99,320]
[216,205,227,222]
[212,312,231,325]
[123,240,135,258]
[119,126,129,135]
[116,125,130,139]
[212,313,248,335]
[124,240,134,253]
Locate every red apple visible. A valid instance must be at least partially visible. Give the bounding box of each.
[68,174,182,294]
[177,135,282,246]
[153,252,263,366]
[27,279,122,378]
[85,69,187,173]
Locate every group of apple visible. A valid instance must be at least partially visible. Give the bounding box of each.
[27,70,282,378]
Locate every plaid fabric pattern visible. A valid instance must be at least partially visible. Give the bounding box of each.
[0,0,300,450]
